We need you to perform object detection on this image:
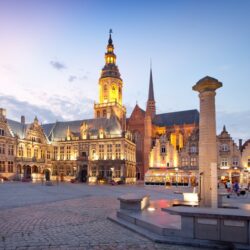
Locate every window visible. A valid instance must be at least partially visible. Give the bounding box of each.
[190,145,197,153]
[53,147,58,160]
[232,157,239,166]
[60,146,64,160]
[114,169,121,178]
[27,147,31,158]
[47,150,51,160]
[66,146,71,160]
[248,158,250,167]
[34,148,38,158]
[0,129,4,136]
[0,161,5,172]
[0,143,5,154]
[103,110,107,117]
[18,146,23,157]
[97,111,100,118]
[181,158,189,167]
[221,144,229,152]
[107,144,112,159]
[92,167,97,177]
[41,150,45,159]
[8,145,14,156]
[99,144,104,159]
[221,158,228,167]
[161,146,166,154]
[115,144,121,159]
[190,157,197,166]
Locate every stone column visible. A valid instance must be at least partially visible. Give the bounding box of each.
[193,76,222,207]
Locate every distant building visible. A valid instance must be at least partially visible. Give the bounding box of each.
[0,32,136,184]
[127,69,249,185]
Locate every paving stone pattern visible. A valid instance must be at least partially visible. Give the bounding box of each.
[0,183,216,250]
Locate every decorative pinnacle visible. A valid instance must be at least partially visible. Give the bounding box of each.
[108,29,113,45]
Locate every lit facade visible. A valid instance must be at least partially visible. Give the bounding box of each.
[0,32,136,184]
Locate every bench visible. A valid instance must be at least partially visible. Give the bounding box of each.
[118,193,150,211]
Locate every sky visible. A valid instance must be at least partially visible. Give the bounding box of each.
[0,0,249,141]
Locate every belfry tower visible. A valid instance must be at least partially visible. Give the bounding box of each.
[94,30,126,129]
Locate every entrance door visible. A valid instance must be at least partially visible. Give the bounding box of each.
[79,166,88,182]
[44,169,50,181]
[23,165,31,179]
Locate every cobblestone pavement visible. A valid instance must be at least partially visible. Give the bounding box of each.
[0,182,218,250]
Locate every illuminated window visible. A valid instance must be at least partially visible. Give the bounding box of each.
[60,146,64,160]
[190,157,197,166]
[0,161,5,172]
[41,150,45,159]
[66,146,71,160]
[181,158,189,167]
[107,144,112,159]
[34,148,38,158]
[27,147,31,158]
[18,146,23,157]
[115,144,121,159]
[99,144,104,159]
[53,147,58,160]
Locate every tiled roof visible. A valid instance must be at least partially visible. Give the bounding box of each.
[7,119,26,139]
[153,109,199,127]
[42,116,122,141]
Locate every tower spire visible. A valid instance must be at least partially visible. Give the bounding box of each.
[148,63,155,101]
[146,62,156,118]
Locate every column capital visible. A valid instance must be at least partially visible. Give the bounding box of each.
[193,76,222,93]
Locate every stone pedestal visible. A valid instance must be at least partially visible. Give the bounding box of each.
[193,76,222,207]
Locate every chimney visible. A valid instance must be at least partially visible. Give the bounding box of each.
[21,115,25,124]
[239,139,243,151]
[0,108,6,119]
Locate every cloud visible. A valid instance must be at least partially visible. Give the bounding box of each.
[68,75,77,82]
[0,93,94,124]
[217,110,250,141]
[50,60,66,70]
[0,94,63,123]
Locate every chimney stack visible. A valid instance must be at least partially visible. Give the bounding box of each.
[21,115,25,124]
[239,139,243,151]
[0,108,6,120]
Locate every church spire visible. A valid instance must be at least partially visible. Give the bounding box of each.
[146,63,156,118]
[148,66,155,101]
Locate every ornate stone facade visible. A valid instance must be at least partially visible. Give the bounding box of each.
[0,32,136,184]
